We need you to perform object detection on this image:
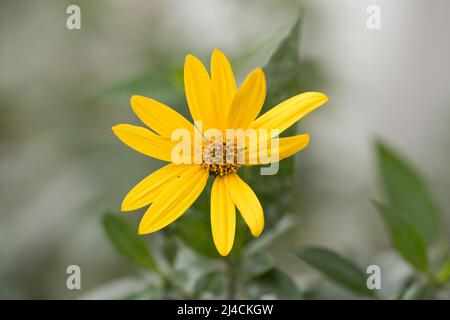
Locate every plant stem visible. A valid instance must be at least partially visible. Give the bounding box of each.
[226,255,239,299]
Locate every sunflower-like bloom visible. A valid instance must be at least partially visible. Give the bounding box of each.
[112,49,328,256]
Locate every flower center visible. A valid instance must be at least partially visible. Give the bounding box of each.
[202,141,240,176]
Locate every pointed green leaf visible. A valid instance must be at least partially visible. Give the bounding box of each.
[243,13,304,229]
[372,201,428,271]
[103,212,158,271]
[263,15,302,111]
[376,141,439,243]
[294,246,374,297]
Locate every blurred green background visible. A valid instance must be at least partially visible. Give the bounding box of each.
[0,0,449,299]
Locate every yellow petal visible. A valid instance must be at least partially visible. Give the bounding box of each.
[245,134,310,165]
[251,92,328,138]
[112,124,176,162]
[228,68,266,129]
[121,163,191,211]
[130,95,193,137]
[211,177,236,256]
[184,54,213,128]
[211,49,237,130]
[277,134,310,161]
[223,173,264,237]
[138,166,208,234]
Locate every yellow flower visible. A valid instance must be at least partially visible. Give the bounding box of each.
[112,49,328,256]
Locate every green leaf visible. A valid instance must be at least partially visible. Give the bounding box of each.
[372,202,428,271]
[242,13,304,229]
[171,207,220,259]
[161,234,178,266]
[242,252,274,278]
[97,68,181,101]
[244,267,301,299]
[95,60,189,120]
[401,282,437,300]
[376,141,439,243]
[103,212,158,271]
[294,246,374,297]
[263,15,302,112]
[437,258,450,285]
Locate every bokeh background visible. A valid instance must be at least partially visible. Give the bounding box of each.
[0,0,449,299]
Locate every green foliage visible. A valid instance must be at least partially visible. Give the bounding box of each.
[373,141,443,273]
[103,212,158,272]
[371,141,450,298]
[244,268,302,299]
[401,282,437,300]
[241,14,304,229]
[96,57,186,109]
[171,207,220,259]
[242,252,274,278]
[263,17,302,112]
[161,234,178,266]
[372,202,428,271]
[437,259,450,285]
[376,141,439,243]
[294,246,374,297]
